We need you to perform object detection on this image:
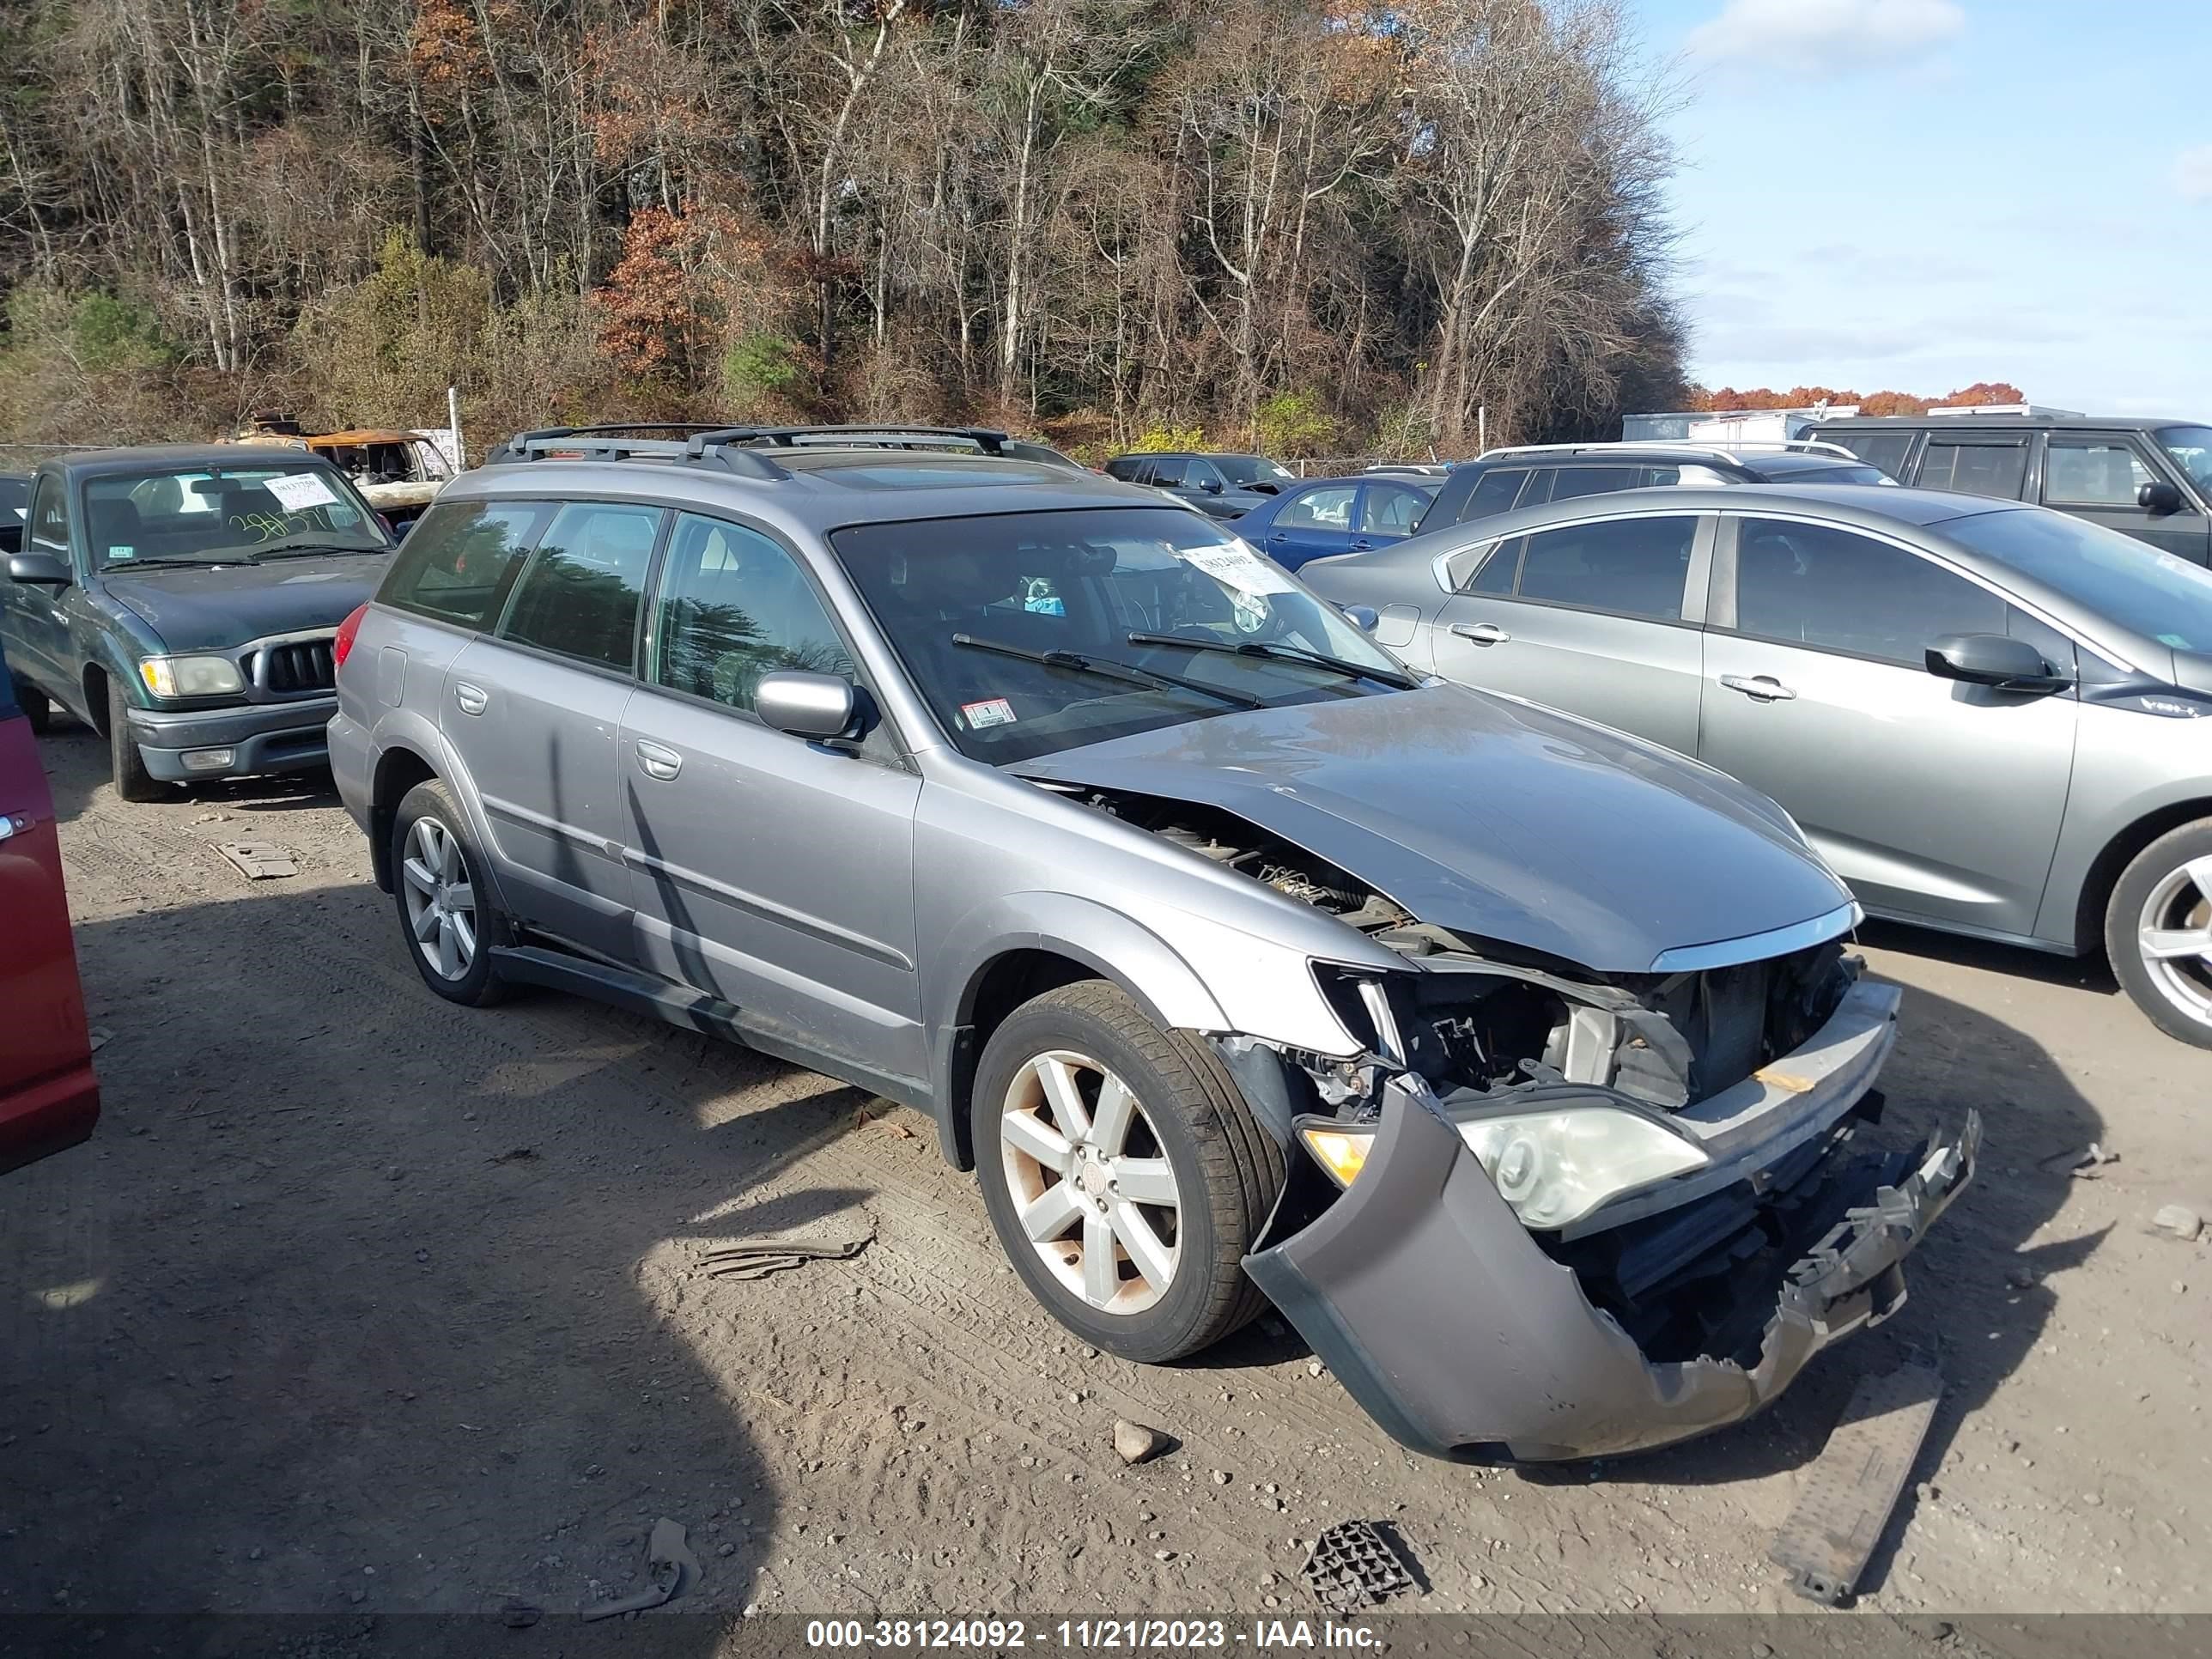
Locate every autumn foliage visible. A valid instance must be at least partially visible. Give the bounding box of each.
[1695,381,2029,415]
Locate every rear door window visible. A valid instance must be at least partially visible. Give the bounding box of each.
[1147,458,1188,487]
[1546,465,1648,503]
[1825,430,1916,478]
[1279,485,1358,530]
[496,501,664,672]
[380,499,552,629]
[1917,434,2029,500]
[1512,515,1698,621]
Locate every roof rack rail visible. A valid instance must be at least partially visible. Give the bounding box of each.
[484,428,789,478]
[1476,439,1856,464]
[682,423,1011,454]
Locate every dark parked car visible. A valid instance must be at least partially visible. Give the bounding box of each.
[1812,413,2212,565]
[0,631,99,1176]
[1234,472,1439,569]
[1102,452,1297,519]
[1415,442,1891,536]
[1304,480,2212,1046]
[0,446,396,801]
[328,422,1972,1462]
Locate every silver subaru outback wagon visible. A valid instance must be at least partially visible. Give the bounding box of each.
[328,424,1974,1462]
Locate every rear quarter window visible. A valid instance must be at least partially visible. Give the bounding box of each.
[378,499,553,629]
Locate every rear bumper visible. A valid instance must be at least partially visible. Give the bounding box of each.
[1244,1072,1978,1464]
[0,1061,100,1177]
[125,697,335,781]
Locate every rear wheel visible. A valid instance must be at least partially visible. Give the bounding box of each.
[105,678,164,803]
[972,981,1283,1362]
[391,778,509,1006]
[2107,818,2212,1048]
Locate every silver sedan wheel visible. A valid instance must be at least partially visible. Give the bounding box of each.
[2138,854,2212,1025]
[400,817,477,982]
[999,1049,1182,1316]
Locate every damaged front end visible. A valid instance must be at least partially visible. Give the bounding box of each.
[1069,781,1978,1462]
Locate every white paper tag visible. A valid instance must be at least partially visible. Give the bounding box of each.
[264,472,340,511]
[1180,540,1295,596]
[961,697,1018,729]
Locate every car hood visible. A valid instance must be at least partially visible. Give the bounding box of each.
[100,554,393,652]
[1013,683,1852,975]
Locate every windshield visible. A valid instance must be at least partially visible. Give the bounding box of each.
[832,507,1411,763]
[1213,456,1295,487]
[1942,506,2212,654]
[2157,426,2212,494]
[83,465,388,570]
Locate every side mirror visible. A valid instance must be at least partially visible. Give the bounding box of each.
[2139,480,2185,515]
[756,670,858,740]
[1337,604,1381,633]
[6,550,71,586]
[1926,633,2069,693]
[1199,477,1223,494]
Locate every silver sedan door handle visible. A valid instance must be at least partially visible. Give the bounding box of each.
[1719,673,1797,702]
[1450,621,1511,645]
[635,739,683,781]
[453,682,488,716]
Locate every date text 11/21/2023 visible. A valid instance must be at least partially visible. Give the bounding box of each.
[804,1620,1383,1650]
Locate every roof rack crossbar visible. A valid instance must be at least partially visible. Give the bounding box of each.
[485,430,788,478]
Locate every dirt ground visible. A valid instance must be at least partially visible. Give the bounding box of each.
[3,723,2208,1628]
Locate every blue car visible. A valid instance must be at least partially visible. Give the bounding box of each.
[1237,473,1440,570]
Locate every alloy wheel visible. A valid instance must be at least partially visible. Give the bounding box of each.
[2137,854,2212,1026]
[998,1049,1182,1315]
[400,817,478,982]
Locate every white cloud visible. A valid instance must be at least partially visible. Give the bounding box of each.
[2178,144,2212,203]
[1688,0,1965,78]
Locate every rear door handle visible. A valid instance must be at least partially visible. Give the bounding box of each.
[1349,538,1375,551]
[453,682,487,716]
[1450,621,1510,645]
[635,739,683,781]
[1719,673,1797,702]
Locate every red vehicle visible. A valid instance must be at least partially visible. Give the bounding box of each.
[0,632,98,1173]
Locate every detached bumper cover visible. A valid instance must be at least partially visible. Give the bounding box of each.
[1244,1075,1978,1462]
[126,697,336,781]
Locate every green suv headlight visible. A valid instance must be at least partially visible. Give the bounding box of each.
[139,655,245,698]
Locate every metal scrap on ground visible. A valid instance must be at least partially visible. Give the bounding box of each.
[1301,1520,1417,1613]
[580,1516,699,1621]
[212,841,296,879]
[698,1231,874,1281]
[1771,1360,1943,1606]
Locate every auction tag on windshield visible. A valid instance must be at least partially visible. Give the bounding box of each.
[264,472,340,511]
[961,697,1018,729]
[1181,540,1296,596]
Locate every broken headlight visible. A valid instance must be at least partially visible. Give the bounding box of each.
[1454,1102,1707,1231]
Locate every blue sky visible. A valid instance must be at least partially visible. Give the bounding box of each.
[1639,0,2212,414]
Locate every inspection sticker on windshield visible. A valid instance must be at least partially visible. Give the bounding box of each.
[1180,540,1296,596]
[264,472,339,511]
[961,697,1018,729]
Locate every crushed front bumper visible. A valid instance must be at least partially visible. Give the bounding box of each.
[1243,1072,1978,1464]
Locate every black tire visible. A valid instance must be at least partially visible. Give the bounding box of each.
[971,981,1285,1363]
[2106,817,2212,1048]
[12,678,51,735]
[391,778,510,1006]
[105,677,166,803]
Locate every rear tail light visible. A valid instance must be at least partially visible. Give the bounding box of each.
[332,603,369,670]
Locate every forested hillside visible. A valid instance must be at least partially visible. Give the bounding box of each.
[0,0,1687,453]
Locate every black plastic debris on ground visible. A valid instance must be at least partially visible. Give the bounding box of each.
[1301,1520,1416,1613]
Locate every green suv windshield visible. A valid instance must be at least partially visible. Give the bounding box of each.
[833,507,1412,763]
[83,465,388,571]
[2157,426,2212,494]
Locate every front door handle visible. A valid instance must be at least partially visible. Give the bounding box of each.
[453,682,487,716]
[1719,673,1797,702]
[1349,538,1374,551]
[1450,621,1510,645]
[635,739,683,781]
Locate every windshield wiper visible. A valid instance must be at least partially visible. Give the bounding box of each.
[249,540,380,559]
[950,633,1263,709]
[1126,630,1417,689]
[101,555,244,570]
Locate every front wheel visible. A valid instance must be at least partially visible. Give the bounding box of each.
[2107,818,2212,1048]
[391,779,509,1006]
[972,981,1284,1363]
[106,678,165,803]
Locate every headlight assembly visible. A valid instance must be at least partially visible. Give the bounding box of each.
[139,655,244,698]
[1455,1103,1707,1231]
